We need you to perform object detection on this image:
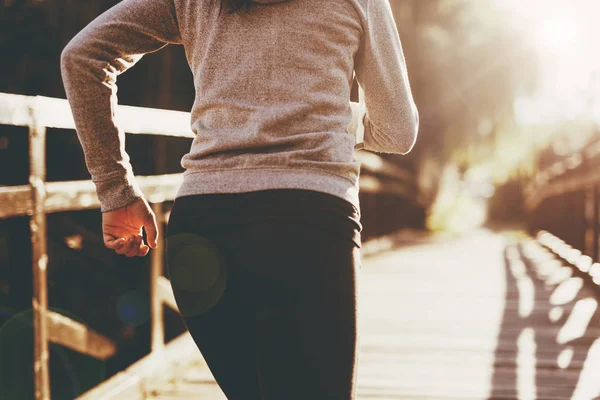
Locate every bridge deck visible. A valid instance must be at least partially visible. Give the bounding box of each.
[88,229,600,399]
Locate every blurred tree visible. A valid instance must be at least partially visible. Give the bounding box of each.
[390,0,538,204]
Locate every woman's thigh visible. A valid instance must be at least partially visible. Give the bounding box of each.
[237,218,361,400]
[165,218,263,399]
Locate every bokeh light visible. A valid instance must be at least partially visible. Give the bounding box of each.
[166,233,228,317]
[116,290,150,327]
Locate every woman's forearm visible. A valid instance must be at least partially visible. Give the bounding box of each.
[60,0,181,212]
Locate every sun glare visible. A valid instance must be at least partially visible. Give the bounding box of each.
[534,17,578,51]
[494,0,600,124]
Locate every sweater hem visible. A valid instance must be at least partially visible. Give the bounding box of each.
[176,168,361,212]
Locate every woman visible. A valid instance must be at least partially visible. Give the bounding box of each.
[61,0,418,398]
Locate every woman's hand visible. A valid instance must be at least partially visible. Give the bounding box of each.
[102,197,159,257]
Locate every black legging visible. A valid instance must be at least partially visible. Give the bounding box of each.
[165,189,363,400]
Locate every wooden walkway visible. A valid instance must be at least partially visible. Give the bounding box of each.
[85,229,600,399]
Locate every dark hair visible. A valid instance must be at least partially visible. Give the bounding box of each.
[220,0,255,14]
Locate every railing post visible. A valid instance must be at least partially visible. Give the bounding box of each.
[584,186,597,259]
[372,194,379,237]
[150,202,165,352]
[29,108,50,400]
[591,185,600,262]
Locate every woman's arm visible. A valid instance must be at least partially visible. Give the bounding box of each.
[60,0,182,213]
[353,0,419,155]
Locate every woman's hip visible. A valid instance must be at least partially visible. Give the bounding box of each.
[166,189,363,248]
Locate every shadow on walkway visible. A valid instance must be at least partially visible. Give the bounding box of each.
[487,240,600,400]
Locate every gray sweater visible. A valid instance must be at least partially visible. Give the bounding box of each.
[61,0,418,213]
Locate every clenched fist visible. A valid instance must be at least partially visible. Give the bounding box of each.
[102,197,159,257]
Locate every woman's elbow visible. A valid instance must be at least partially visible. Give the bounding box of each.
[365,117,418,155]
[60,41,80,76]
[402,107,419,154]
[396,126,418,155]
[60,32,90,74]
[383,109,420,155]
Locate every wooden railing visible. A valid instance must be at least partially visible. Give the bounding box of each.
[0,92,420,399]
[525,133,600,289]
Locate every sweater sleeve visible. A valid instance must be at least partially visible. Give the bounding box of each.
[353,0,419,155]
[60,0,182,212]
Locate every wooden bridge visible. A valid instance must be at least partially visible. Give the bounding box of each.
[1,92,600,399]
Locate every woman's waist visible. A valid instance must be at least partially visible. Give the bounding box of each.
[170,186,363,247]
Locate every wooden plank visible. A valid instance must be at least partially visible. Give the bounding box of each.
[0,185,31,218]
[0,92,194,138]
[157,276,179,313]
[150,204,167,352]
[45,174,183,213]
[47,310,116,360]
[0,174,184,219]
[525,167,600,210]
[30,123,50,400]
[76,332,200,400]
[0,92,38,127]
[360,175,421,204]
[525,146,600,211]
[356,151,414,184]
[1,172,419,219]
